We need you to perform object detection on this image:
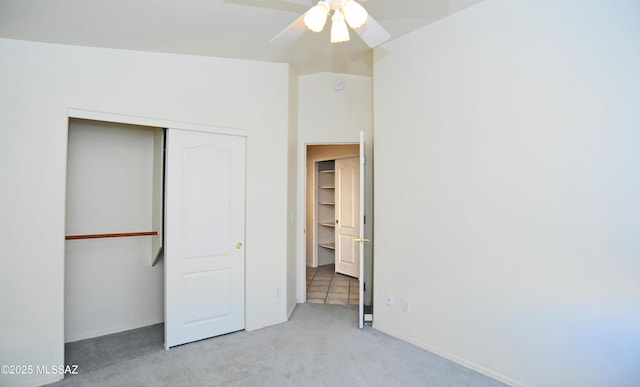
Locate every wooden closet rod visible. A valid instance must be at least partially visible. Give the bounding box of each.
[65,231,158,240]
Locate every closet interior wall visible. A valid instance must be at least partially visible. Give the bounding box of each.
[65,119,164,342]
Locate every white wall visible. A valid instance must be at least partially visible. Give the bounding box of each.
[65,119,163,342]
[297,73,373,301]
[0,38,290,387]
[298,73,372,143]
[373,1,640,386]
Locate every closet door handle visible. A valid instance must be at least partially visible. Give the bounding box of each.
[236,242,243,249]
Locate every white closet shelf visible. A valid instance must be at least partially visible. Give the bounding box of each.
[320,223,335,228]
[319,201,335,205]
[319,186,335,189]
[319,242,335,250]
[319,170,335,173]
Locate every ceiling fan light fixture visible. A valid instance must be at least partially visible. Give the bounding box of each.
[342,0,368,29]
[304,1,330,33]
[330,9,350,43]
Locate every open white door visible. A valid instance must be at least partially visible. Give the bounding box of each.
[164,129,245,348]
[357,131,368,329]
[335,156,360,278]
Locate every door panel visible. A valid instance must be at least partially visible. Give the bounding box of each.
[337,233,356,264]
[165,129,245,348]
[182,269,231,324]
[182,147,230,258]
[335,157,360,278]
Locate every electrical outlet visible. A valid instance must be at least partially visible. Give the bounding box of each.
[386,293,394,307]
[402,299,410,313]
[275,288,281,298]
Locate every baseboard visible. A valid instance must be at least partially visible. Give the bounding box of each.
[245,316,288,332]
[65,318,164,343]
[373,325,526,387]
[287,302,297,320]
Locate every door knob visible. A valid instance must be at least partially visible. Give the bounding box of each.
[355,238,370,243]
[236,242,243,249]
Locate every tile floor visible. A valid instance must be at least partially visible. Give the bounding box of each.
[306,264,359,305]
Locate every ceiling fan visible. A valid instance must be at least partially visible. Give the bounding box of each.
[272,0,391,48]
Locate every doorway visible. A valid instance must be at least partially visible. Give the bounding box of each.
[65,118,165,344]
[304,144,359,305]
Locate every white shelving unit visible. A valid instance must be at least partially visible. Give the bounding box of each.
[317,160,336,266]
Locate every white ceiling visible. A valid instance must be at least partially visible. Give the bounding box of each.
[0,0,482,76]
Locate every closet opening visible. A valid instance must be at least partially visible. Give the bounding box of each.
[64,118,166,371]
[63,111,249,381]
[304,143,372,318]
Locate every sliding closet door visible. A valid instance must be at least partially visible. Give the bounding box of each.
[164,129,246,348]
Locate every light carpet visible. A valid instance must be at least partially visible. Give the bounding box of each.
[49,303,506,386]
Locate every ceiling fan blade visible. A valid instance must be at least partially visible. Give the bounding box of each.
[270,12,308,46]
[280,0,313,6]
[223,0,308,13]
[353,14,391,48]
